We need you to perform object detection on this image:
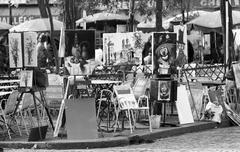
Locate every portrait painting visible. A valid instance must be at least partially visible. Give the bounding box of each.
[158,80,171,101]
[64,30,95,75]
[23,32,38,67]
[8,33,23,68]
[152,32,177,74]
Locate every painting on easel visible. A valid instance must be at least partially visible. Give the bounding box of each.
[20,70,33,88]
[23,32,38,67]
[8,33,23,68]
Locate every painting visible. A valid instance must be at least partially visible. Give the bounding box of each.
[103,32,151,65]
[23,32,38,67]
[152,32,177,74]
[64,30,95,75]
[203,34,211,55]
[8,33,23,68]
[20,70,33,87]
[158,80,171,101]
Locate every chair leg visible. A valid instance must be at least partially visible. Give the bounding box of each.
[127,109,133,133]
[14,115,22,136]
[20,111,29,135]
[147,109,152,132]
[2,114,11,139]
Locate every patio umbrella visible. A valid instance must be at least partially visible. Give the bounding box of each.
[9,18,63,32]
[188,10,240,31]
[0,22,12,30]
[76,12,129,25]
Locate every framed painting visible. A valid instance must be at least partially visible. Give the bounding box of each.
[20,70,33,88]
[152,32,177,74]
[8,33,23,68]
[23,32,38,67]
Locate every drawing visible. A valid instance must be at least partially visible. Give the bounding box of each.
[20,70,33,87]
[24,32,38,67]
[8,33,23,68]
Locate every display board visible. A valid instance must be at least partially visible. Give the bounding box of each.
[152,32,176,74]
[8,33,23,68]
[176,85,194,124]
[65,98,98,140]
[103,32,151,65]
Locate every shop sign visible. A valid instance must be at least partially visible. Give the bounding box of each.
[192,0,240,8]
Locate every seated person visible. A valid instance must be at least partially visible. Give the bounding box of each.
[203,98,223,123]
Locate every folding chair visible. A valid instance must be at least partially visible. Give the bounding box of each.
[113,84,152,133]
[96,89,117,131]
[0,91,23,139]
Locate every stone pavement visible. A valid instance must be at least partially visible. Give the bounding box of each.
[3,126,240,152]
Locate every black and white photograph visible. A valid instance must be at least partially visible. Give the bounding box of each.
[1,0,240,152]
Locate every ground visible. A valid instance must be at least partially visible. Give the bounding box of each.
[3,126,240,152]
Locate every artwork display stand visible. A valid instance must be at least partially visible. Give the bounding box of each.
[161,101,178,127]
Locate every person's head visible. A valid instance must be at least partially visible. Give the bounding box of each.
[38,33,46,43]
[80,41,89,60]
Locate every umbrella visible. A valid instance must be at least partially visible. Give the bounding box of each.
[76,12,129,25]
[0,22,12,30]
[188,10,240,29]
[137,10,209,30]
[9,18,63,32]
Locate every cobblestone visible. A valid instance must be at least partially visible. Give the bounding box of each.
[4,127,240,152]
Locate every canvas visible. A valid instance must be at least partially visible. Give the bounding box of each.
[152,32,177,74]
[103,32,151,65]
[8,33,23,68]
[23,32,38,67]
[20,70,33,87]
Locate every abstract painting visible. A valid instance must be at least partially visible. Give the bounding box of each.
[8,33,23,68]
[103,32,151,65]
[20,70,33,87]
[23,32,38,67]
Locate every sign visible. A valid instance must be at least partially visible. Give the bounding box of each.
[191,0,240,9]
[66,98,97,140]
[176,85,194,124]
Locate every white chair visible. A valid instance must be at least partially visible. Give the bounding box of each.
[113,84,152,133]
[0,91,23,139]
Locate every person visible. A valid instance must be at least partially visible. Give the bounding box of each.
[142,40,151,65]
[203,98,223,123]
[37,33,48,68]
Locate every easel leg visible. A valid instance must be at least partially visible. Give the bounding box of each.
[39,90,55,130]
[32,91,42,140]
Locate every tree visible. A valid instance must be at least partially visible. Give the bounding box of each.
[220,0,234,71]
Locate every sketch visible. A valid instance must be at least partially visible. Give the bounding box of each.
[20,70,33,87]
[24,32,38,67]
[103,32,151,65]
[8,33,23,68]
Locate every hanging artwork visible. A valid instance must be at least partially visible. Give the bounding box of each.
[64,30,95,75]
[152,32,177,74]
[20,70,33,87]
[23,32,38,67]
[103,32,151,65]
[174,25,188,66]
[8,33,23,68]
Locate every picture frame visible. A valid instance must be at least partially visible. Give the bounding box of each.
[23,32,38,67]
[8,33,23,68]
[20,70,33,88]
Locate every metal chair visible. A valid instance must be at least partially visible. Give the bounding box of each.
[113,84,152,133]
[0,91,23,139]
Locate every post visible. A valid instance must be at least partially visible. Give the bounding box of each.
[8,0,12,25]
[225,0,229,70]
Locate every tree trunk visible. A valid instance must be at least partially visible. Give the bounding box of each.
[37,0,48,18]
[45,0,59,73]
[65,0,76,29]
[220,0,234,70]
[156,0,164,31]
[129,0,135,32]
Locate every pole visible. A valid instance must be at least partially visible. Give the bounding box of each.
[225,0,229,71]
[8,0,12,25]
